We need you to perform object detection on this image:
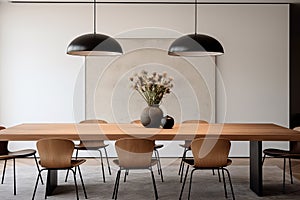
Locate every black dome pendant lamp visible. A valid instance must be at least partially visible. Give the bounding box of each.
[168,0,224,57]
[67,0,123,56]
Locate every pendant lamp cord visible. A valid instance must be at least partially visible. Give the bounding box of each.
[194,0,197,35]
[93,0,96,34]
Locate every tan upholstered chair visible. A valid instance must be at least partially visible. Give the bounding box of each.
[0,126,43,195]
[131,120,164,182]
[65,119,111,183]
[179,120,209,182]
[32,138,87,200]
[112,138,158,200]
[262,127,300,193]
[179,138,235,200]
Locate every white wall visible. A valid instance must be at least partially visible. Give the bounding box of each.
[0,2,289,156]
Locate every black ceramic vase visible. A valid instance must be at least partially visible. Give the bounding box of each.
[160,115,174,129]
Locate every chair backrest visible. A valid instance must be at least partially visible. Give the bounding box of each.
[79,119,108,145]
[79,119,108,124]
[182,120,208,146]
[182,120,208,124]
[131,120,141,124]
[0,126,8,155]
[191,138,231,168]
[115,138,155,169]
[37,138,74,168]
[290,127,300,154]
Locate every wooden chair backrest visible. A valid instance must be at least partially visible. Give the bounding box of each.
[0,126,8,155]
[290,127,300,154]
[79,119,108,124]
[131,120,141,124]
[79,119,108,145]
[182,120,208,124]
[191,138,231,168]
[182,120,208,146]
[37,138,74,168]
[115,138,154,169]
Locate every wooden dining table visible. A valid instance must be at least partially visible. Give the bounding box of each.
[0,123,299,197]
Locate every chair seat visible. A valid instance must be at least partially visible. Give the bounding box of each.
[39,159,86,169]
[264,148,300,158]
[0,149,36,160]
[183,158,232,168]
[154,144,164,149]
[113,159,158,169]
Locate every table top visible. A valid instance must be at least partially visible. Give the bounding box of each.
[0,123,299,141]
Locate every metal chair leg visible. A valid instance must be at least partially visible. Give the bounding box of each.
[179,165,189,200]
[262,154,266,165]
[224,168,235,200]
[33,154,44,185]
[179,148,188,175]
[150,168,158,200]
[1,159,7,184]
[283,157,286,193]
[154,149,164,182]
[32,169,44,200]
[70,168,79,200]
[13,158,16,195]
[289,158,293,184]
[123,169,128,182]
[112,169,121,200]
[217,169,221,182]
[65,149,79,182]
[104,147,112,175]
[221,168,228,198]
[187,168,196,200]
[99,150,106,183]
[77,166,88,199]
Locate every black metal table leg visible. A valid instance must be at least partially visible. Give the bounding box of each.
[250,141,263,196]
[46,169,58,196]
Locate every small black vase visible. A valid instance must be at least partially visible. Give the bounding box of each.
[161,115,174,129]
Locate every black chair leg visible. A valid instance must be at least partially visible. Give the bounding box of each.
[150,168,158,200]
[283,158,286,193]
[179,165,189,200]
[32,170,44,200]
[178,148,187,175]
[154,149,164,182]
[13,158,16,195]
[1,159,7,184]
[124,169,128,182]
[65,149,79,182]
[262,154,266,165]
[104,147,112,175]
[71,168,79,200]
[224,168,235,200]
[217,169,221,182]
[99,150,106,183]
[77,166,88,199]
[112,169,121,200]
[289,158,293,184]
[187,168,196,200]
[33,154,44,185]
[221,168,228,198]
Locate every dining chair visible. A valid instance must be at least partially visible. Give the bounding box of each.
[65,119,111,183]
[179,138,235,200]
[131,119,164,182]
[178,120,219,183]
[32,138,87,200]
[0,126,43,195]
[112,138,159,200]
[262,126,300,193]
